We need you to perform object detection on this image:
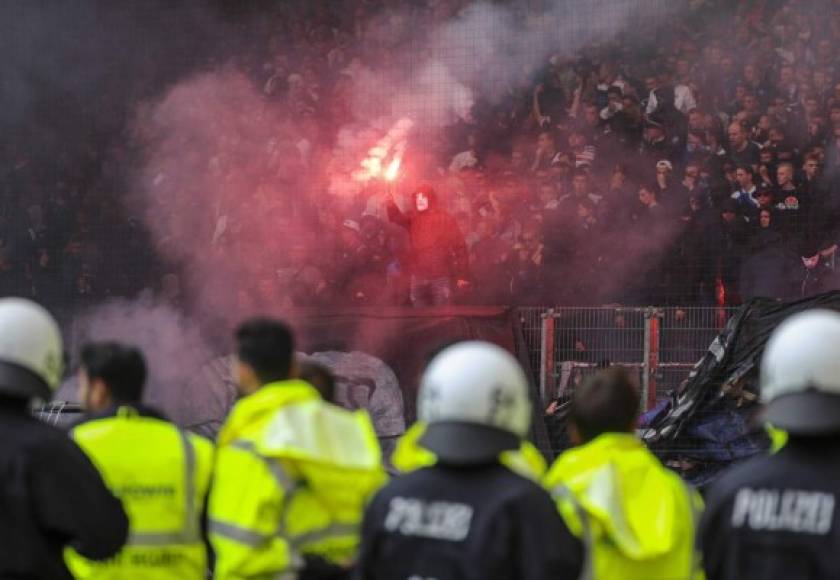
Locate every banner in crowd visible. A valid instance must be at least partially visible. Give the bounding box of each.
[644,290,840,485]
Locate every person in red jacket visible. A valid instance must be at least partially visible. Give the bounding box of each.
[387,183,469,306]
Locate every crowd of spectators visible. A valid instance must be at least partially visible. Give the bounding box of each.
[5,0,840,316]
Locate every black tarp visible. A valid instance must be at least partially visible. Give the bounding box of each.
[643,290,840,485]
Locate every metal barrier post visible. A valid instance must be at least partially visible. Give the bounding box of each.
[540,310,556,405]
[643,308,661,410]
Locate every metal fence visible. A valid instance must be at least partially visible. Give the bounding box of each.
[520,306,737,410]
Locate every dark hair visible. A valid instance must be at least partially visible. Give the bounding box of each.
[80,342,147,404]
[235,317,295,384]
[570,367,639,442]
[299,359,336,402]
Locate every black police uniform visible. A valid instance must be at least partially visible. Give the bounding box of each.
[0,397,129,579]
[699,436,840,580]
[355,461,583,580]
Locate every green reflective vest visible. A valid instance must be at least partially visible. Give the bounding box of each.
[391,421,548,480]
[544,433,703,580]
[65,407,214,580]
[208,380,386,580]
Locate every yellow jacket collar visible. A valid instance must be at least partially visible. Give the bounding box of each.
[218,380,320,446]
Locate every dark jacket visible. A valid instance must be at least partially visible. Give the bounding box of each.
[387,194,469,281]
[355,462,582,580]
[0,397,128,579]
[699,437,840,580]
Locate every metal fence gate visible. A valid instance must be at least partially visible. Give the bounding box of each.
[520,306,736,411]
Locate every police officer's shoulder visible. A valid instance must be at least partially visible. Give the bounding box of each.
[704,450,793,507]
[379,462,551,505]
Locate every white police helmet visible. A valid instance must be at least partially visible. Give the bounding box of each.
[417,341,532,464]
[0,298,63,400]
[761,309,840,435]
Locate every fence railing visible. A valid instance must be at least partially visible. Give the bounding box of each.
[519,306,737,411]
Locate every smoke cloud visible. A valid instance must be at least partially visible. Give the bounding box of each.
[16,0,697,425]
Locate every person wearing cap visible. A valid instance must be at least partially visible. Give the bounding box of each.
[544,367,703,580]
[0,298,128,579]
[355,341,583,580]
[699,310,840,579]
[64,342,214,580]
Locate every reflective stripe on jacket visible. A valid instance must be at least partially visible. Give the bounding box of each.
[544,433,703,580]
[391,421,547,480]
[208,380,386,580]
[65,407,214,580]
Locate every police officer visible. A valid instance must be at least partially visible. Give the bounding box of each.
[208,317,385,579]
[355,341,583,580]
[0,299,128,579]
[65,341,214,579]
[699,309,840,579]
[544,366,703,579]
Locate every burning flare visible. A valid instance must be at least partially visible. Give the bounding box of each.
[384,156,401,181]
[352,118,413,183]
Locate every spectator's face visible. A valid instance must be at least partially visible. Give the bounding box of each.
[537,133,554,151]
[638,188,654,206]
[721,210,736,223]
[735,168,752,188]
[721,57,735,75]
[805,98,820,116]
[644,76,658,92]
[584,105,599,126]
[676,58,690,77]
[728,124,746,147]
[780,66,794,85]
[572,174,588,194]
[757,191,773,208]
[759,210,771,228]
[685,165,700,181]
[569,132,586,149]
[803,158,820,178]
[758,115,771,131]
[415,192,430,212]
[744,63,758,82]
[743,94,759,111]
[734,86,746,101]
[644,126,664,143]
[814,70,828,88]
[688,111,705,131]
[777,165,793,185]
[689,197,700,211]
[760,150,774,165]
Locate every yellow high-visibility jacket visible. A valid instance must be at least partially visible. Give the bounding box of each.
[65,407,214,580]
[208,380,386,580]
[391,421,548,480]
[544,433,704,580]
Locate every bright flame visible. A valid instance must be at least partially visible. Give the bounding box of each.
[352,118,413,183]
[384,157,401,181]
